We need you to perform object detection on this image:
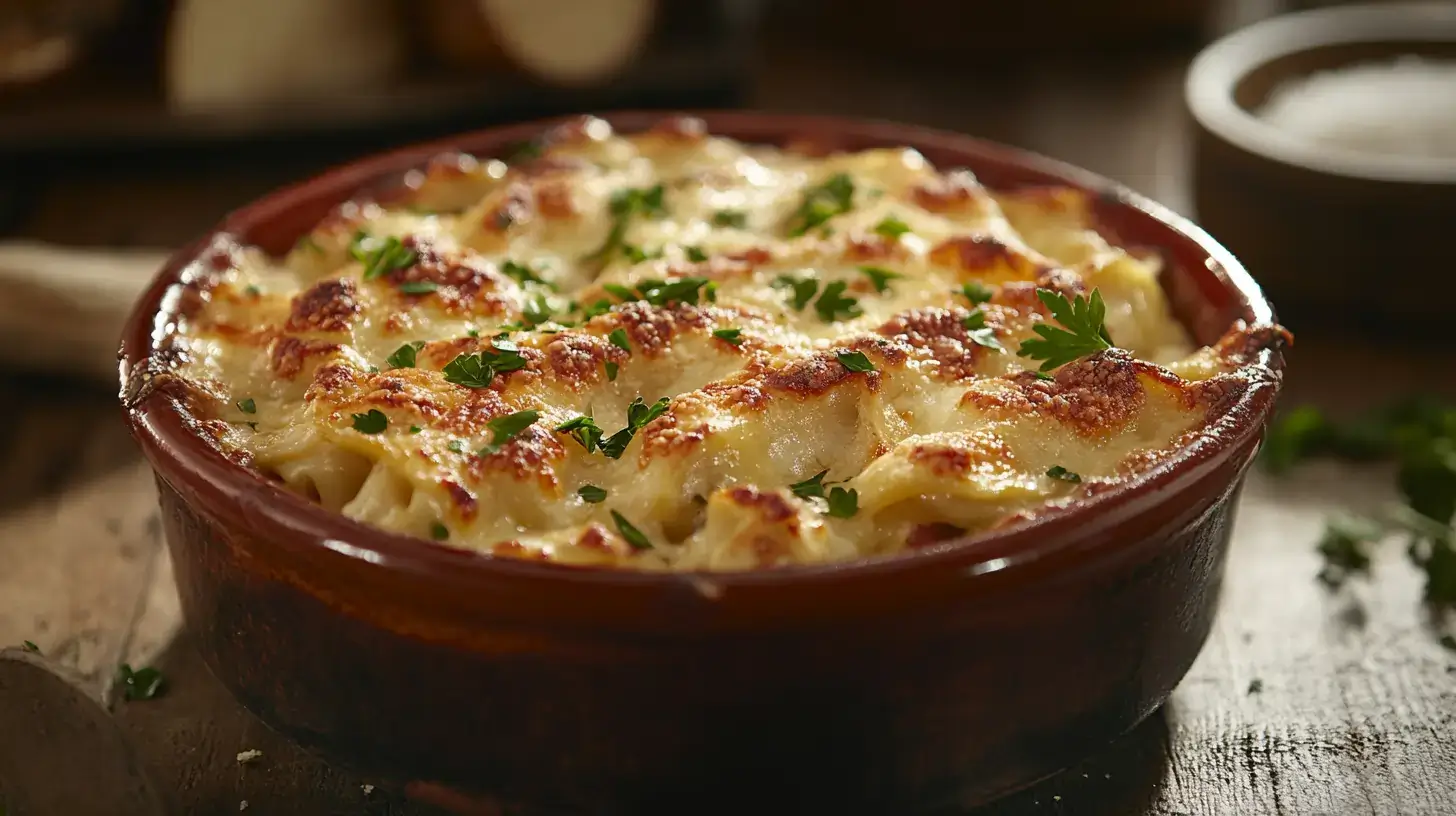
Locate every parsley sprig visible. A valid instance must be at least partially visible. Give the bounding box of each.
[442,340,527,389]
[350,231,418,281]
[785,173,854,236]
[773,275,862,323]
[478,410,540,456]
[556,397,669,460]
[586,185,667,262]
[1265,397,1456,605]
[604,277,714,308]
[1016,288,1114,371]
[787,469,859,518]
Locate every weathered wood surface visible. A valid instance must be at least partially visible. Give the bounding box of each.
[3,6,1455,813]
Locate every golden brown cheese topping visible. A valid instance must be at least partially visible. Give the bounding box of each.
[159,115,1286,571]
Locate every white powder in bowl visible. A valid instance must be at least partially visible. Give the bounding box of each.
[1258,56,1456,160]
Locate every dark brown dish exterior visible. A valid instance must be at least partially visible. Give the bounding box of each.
[120,112,1285,814]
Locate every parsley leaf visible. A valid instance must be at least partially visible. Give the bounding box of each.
[350,232,418,281]
[1316,515,1381,588]
[351,410,388,435]
[1016,288,1114,371]
[836,350,874,373]
[115,663,165,701]
[477,410,540,456]
[585,185,667,262]
[501,260,553,289]
[611,510,653,550]
[599,397,670,459]
[608,328,632,352]
[386,341,425,369]
[712,209,748,228]
[713,328,743,345]
[398,280,438,295]
[522,294,556,326]
[21,640,39,653]
[858,266,901,293]
[556,415,604,453]
[430,522,449,540]
[447,439,465,453]
[826,487,859,518]
[409,425,422,434]
[961,281,994,305]
[638,277,712,307]
[962,309,1004,352]
[621,244,661,264]
[578,485,608,504]
[1046,465,1082,483]
[237,398,257,414]
[442,342,527,389]
[606,361,620,381]
[580,299,614,319]
[814,281,862,323]
[872,215,911,239]
[774,275,819,311]
[789,470,830,499]
[242,284,261,297]
[685,246,709,262]
[786,173,854,236]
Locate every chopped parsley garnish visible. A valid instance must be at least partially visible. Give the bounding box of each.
[501,260,553,289]
[237,398,257,414]
[836,350,874,373]
[409,425,422,434]
[1017,288,1114,371]
[21,640,39,653]
[858,266,901,293]
[774,275,820,311]
[478,410,540,456]
[712,209,749,229]
[621,244,663,264]
[961,281,994,305]
[610,510,653,550]
[441,341,527,388]
[242,284,261,297]
[522,293,556,326]
[386,341,425,369]
[599,397,670,459]
[603,283,637,301]
[713,328,743,345]
[578,485,608,504]
[586,184,667,262]
[962,309,1004,352]
[1046,465,1082,483]
[115,663,164,701]
[430,522,449,540]
[447,439,465,453]
[872,215,911,239]
[605,361,620,381]
[685,246,709,262]
[398,280,438,295]
[789,470,830,499]
[602,277,713,308]
[1265,397,1456,604]
[351,410,388,435]
[350,232,418,281]
[786,173,854,236]
[580,299,614,319]
[608,328,632,352]
[467,329,481,338]
[813,281,862,322]
[826,487,859,518]
[556,415,604,453]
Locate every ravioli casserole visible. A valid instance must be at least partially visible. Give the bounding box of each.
[155,116,1286,571]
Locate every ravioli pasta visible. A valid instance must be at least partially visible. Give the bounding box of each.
[163,115,1284,570]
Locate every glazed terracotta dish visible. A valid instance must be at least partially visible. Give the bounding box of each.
[120,112,1287,814]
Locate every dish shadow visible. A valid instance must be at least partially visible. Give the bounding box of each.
[111,632,1175,816]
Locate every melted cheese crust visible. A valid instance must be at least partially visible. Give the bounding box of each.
[163,115,1285,570]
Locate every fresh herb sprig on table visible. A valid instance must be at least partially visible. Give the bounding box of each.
[1264,397,1456,603]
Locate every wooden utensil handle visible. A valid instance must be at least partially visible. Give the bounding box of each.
[0,242,168,384]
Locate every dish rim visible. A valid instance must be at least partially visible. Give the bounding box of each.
[119,109,1284,594]
[1185,1,1456,185]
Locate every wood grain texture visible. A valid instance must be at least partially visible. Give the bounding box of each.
[3,1,1456,811]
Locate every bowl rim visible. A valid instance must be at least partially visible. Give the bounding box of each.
[1186,1,1456,184]
[120,110,1284,596]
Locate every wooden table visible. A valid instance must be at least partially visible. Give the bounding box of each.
[3,7,1455,814]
